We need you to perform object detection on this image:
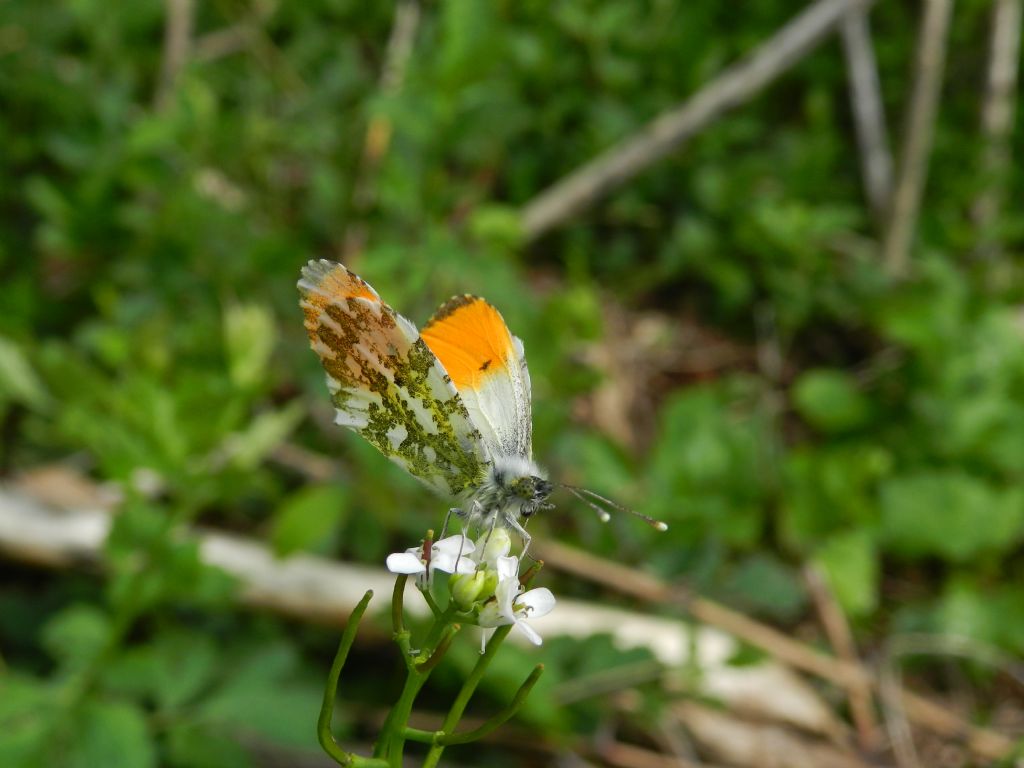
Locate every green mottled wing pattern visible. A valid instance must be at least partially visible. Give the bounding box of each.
[298,259,487,497]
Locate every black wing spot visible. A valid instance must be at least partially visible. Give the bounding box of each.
[479,359,492,372]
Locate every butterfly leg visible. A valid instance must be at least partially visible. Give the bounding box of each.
[502,512,532,560]
[477,500,499,550]
[438,507,462,540]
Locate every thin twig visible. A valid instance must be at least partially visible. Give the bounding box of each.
[594,740,717,768]
[839,7,893,224]
[971,0,1022,258]
[881,0,955,276]
[342,0,421,259]
[195,24,256,63]
[194,0,278,62]
[155,0,195,110]
[805,564,880,751]
[881,633,1024,768]
[519,0,875,242]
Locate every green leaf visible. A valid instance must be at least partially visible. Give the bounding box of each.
[218,403,304,471]
[720,554,807,622]
[814,529,878,617]
[223,302,277,391]
[880,471,1024,562]
[270,484,348,556]
[0,335,50,410]
[104,631,219,711]
[0,674,52,767]
[792,369,869,433]
[166,723,252,768]
[198,643,324,749]
[67,700,155,768]
[939,579,1024,655]
[468,205,523,250]
[41,604,110,672]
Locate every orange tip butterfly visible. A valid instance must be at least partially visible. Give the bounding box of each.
[297,260,667,551]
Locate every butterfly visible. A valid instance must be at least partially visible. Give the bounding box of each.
[297,259,666,551]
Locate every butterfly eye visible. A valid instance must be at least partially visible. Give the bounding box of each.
[533,478,553,500]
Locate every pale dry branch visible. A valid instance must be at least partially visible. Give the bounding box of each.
[595,740,720,768]
[342,0,421,259]
[194,24,256,63]
[674,701,870,768]
[881,0,955,275]
[881,633,1024,768]
[155,0,195,110]
[840,8,893,224]
[193,1,278,63]
[805,564,880,751]
[971,0,1022,258]
[519,0,875,242]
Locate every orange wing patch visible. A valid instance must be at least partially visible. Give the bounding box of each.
[421,295,515,391]
[299,260,379,342]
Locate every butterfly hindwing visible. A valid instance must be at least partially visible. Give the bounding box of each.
[298,260,487,496]
[421,295,533,460]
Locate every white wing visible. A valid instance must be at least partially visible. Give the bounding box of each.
[420,295,533,460]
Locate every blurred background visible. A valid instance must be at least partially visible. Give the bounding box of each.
[1,0,1023,766]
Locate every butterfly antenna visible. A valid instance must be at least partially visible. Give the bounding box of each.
[558,483,669,531]
[563,485,612,523]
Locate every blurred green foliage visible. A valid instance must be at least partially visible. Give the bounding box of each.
[2,0,1023,764]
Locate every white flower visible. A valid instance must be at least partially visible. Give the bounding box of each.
[473,527,512,568]
[478,555,556,647]
[385,535,476,582]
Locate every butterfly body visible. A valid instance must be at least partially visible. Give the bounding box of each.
[298,259,550,540]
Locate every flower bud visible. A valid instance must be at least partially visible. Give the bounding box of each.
[477,528,512,566]
[449,570,487,610]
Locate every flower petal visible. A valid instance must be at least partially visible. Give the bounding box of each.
[495,555,519,582]
[513,619,544,646]
[434,534,475,557]
[516,588,555,619]
[386,552,426,574]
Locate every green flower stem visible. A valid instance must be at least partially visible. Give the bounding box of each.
[420,624,514,768]
[391,575,407,636]
[399,727,437,744]
[373,602,457,766]
[436,663,544,746]
[419,585,443,618]
[317,591,386,767]
[373,660,431,765]
[415,624,460,674]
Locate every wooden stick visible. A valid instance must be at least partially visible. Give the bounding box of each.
[342,0,421,259]
[155,0,194,110]
[970,0,1022,258]
[596,740,719,768]
[839,8,893,224]
[881,0,955,275]
[805,564,880,751]
[519,0,875,242]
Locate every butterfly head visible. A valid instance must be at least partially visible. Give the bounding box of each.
[478,455,553,520]
[508,475,554,518]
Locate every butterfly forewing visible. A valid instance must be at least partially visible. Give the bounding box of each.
[421,295,533,460]
[298,260,487,496]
